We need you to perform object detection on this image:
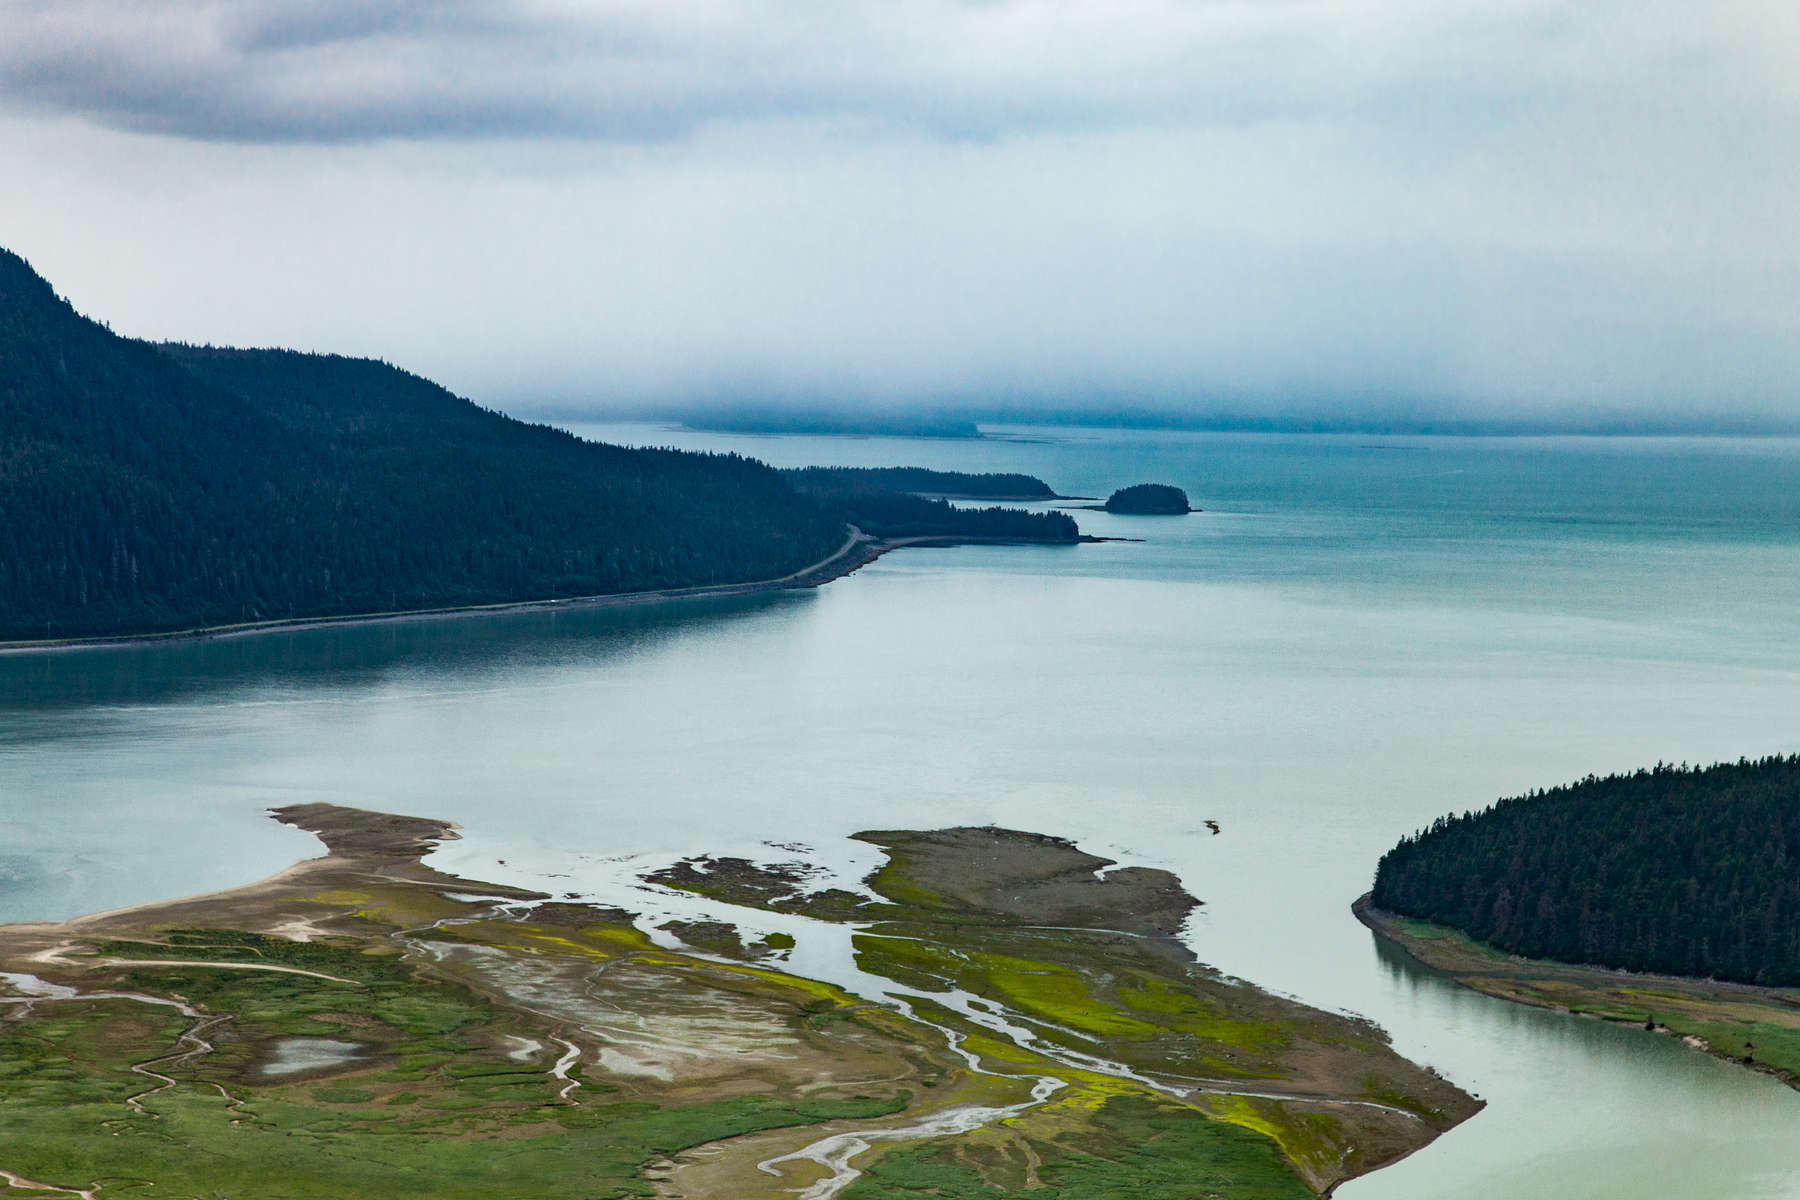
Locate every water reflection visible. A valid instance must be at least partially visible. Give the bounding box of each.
[1349,930,1800,1200]
[0,590,805,719]
[0,589,809,923]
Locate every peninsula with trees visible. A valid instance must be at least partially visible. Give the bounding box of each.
[0,248,1081,645]
[781,465,1071,501]
[783,467,1077,541]
[1361,756,1800,1090]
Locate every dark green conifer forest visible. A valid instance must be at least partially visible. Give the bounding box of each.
[781,466,1060,499]
[0,248,1084,642]
[784,469,1078,541]
[1372,756,1800,986]
[1103,483,1192,514]
[0,248,846,639]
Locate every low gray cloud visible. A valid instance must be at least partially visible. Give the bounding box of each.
[2,0,1761,145]
[2,1,1797,427]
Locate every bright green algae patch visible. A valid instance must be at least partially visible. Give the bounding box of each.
[852,929,1294,1078]
[654,826,1481,1196]
[844,1095,1312,1200]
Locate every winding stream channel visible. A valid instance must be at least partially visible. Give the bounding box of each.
[437,850,1432,1198]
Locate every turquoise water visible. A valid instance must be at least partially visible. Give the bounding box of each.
[5,425,1800,1196]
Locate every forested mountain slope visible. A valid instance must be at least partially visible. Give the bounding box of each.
[0,248,844,640]
[1372,756,1800,986]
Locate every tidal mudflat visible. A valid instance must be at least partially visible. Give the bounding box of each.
[13,430,1800,1198]
[0,806,1473,1199]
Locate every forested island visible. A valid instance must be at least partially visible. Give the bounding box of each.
[0,249,1079,643]
[1103,483,1195,514]
[1363,756,1800,1089]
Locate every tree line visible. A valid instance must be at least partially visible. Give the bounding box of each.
[1372,756,1800,986]
[0,248,845,639]
[784,469,1078,541]
[0,247,1082,641]
[782,466,1058,499]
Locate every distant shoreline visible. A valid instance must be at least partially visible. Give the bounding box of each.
[919,492,1095,502]
[0,527,1092,655]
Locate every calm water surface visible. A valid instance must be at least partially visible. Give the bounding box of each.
[5,426,1800,1197]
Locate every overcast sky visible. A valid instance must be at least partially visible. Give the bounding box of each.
[3,0,1796,429]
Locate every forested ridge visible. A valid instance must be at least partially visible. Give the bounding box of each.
[1372,756,1800,986]
[782,466,1059,499]
[0,249,1090,641]
[0,248,846,639]
[785,468,1078,541]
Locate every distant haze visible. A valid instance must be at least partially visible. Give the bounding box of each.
[3,1,1797,432]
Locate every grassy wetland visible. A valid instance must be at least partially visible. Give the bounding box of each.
[0,809,1476,1198]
